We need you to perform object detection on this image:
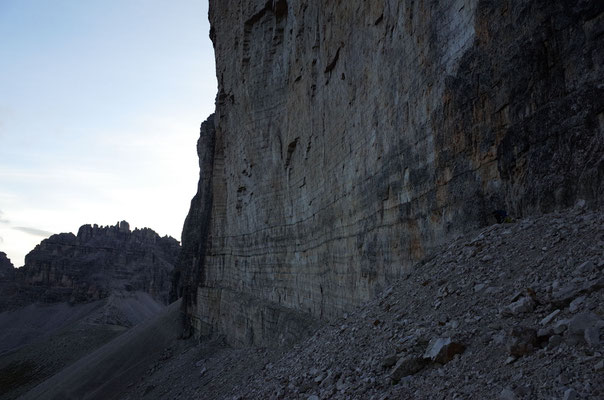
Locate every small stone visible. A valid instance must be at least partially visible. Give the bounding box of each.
[568,312,602,345]
[563,388,578,400]
[537,327,552,338]
[576,261,595,274]
[504,356,517,365]
[307,396,319,400]
[584,327,601,347]
[515,385,530,396]
[492,331,506,345]
[336,380,348,392]
[594,360,604,371]
[381,354,398,368]
[499,388,517,400]
[540,309,561,326]
[485,286,499,295]
[557,372,571,385]
[504,297,535,316]
[583,277,604,293]
[510,290,525,302]
[474,283,486,292]
[569,296,585,313]
[437,314,448,326]
[507,326,537,357]
[423,337,465,364]
[553,319,569,334]
[552,283,583,307]
[548,335,563,349]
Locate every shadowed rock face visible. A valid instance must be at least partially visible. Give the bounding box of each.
[0,252,14,281]
[1,221,180,310]
[179,0,603,345]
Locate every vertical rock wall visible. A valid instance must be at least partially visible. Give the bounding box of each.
[182,0,603,345]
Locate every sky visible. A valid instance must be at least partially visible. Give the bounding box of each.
[0,0,217,267]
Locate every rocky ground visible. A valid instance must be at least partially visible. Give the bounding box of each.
[119,206,602,400]
[9,206,602,399]
[0,292,165,399]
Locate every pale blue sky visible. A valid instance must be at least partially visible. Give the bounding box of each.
[0,0,216,266]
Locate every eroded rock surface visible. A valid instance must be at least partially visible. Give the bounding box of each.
[179,0,603,344]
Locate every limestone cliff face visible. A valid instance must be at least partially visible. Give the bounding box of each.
[4,221,180,309]
[180,0,603,345]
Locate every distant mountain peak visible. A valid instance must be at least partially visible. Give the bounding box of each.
[0,222,180,311]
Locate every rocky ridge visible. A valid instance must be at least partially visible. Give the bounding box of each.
[0,221,180,310]
[0,222,179,399]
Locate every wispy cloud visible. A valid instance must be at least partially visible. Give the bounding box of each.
[13,227,53,237]
[0,168,114,184]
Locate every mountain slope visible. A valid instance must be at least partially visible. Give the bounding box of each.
[0,292,166,400]
[21,300,182,400]
[110,207,602,399]
[230,207,604,399]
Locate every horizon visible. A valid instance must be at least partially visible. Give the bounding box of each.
[0,0,216,267]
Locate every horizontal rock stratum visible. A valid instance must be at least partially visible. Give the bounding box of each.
[173,0,604,345]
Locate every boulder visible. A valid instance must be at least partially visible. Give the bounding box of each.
[423,338,466,364]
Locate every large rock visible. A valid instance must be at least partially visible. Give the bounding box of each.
[567,312,603,346]
[179,0,604,344]
[423,337,465,364]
